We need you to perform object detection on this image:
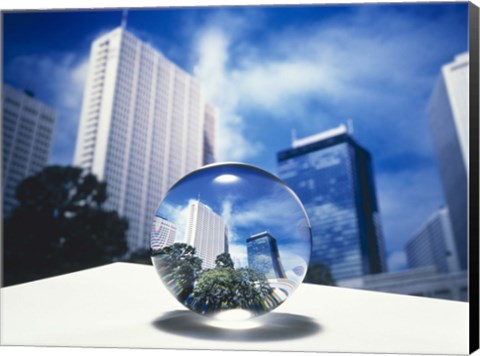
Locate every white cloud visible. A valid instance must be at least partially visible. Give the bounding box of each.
[6,53,89,165]
[7,53,88,111]
[67,58,89,108]
[376,167,444,270]
[228,243,248,268]
[194,28,262,161]
[191,8,460,274]
[220,189,307,239]
[193,8,462,161]
[159,199,196,243]
[217,188,311,275]
[160,195,310,274]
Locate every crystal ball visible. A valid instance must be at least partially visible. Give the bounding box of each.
[150,162,311,320]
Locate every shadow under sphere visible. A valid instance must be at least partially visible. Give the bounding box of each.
[152,310,322,342]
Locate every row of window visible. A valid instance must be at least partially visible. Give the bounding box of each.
[37,126,52,138]
[41,114,55,123]
[23,106,38,116]
[4,108,18,119]
[5,154,28,169]
[5,97,20,107]
[93,67,106,77]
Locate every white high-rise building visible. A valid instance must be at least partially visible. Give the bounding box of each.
[432,52,469,171]
[406,207,460,273]
[3,84,57,217]
[73,27,217,251]
[150,216,177,251]
[427,52,468,270]
[184,200,228,269]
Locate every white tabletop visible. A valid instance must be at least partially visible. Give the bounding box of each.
[0,262,469,354]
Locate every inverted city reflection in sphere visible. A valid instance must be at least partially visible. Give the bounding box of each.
[151,162,312,319]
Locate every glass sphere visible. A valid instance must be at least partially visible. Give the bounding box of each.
[150,162,311,320]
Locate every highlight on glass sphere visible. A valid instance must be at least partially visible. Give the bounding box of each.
[150,162,311,320]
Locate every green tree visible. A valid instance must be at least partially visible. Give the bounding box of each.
[3,165,128,286]
[303,262,336,286]
[188,253,280,316]
[236,267,279,313]
[152,243,203,302]
[215,252,235,269]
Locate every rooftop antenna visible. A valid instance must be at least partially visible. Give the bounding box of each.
[121,9,128,30]
[347,118,354,135]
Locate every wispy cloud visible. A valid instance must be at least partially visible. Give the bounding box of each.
[4,6,464,276]
[192,6,465,272]
[387,251,408,272]
[157,199,196,243]
[193,7,466,162]
[228,243,248,268]
[194,28,263,161]
[376,166,445,269]
[220,188,308,240]
[5,53,89,165]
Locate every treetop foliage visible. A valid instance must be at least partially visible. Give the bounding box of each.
[4,165,128,286]
[152,244,281,316]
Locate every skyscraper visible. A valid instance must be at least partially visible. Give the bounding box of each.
[247,231,286,279]
[427,52,468,270]
[406,207,460,273]
[73,27,217,251]
[150,216,177,252]
[184,200,228,269]
[3,84,57,217]
[277,124,386,282]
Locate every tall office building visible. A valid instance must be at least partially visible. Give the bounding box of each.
[277,124,386,282]
[247,231,286,279]
[3,84,57,217]
[427,52,468,270]
[73,27,217,251]
[406,207,460,273]
[150,216,177,252]
[184,200,228,269]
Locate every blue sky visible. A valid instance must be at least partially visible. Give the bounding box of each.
[3,3,469,271]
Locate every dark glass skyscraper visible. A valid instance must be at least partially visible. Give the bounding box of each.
[277,125,386,282]
[247,231,286,279]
